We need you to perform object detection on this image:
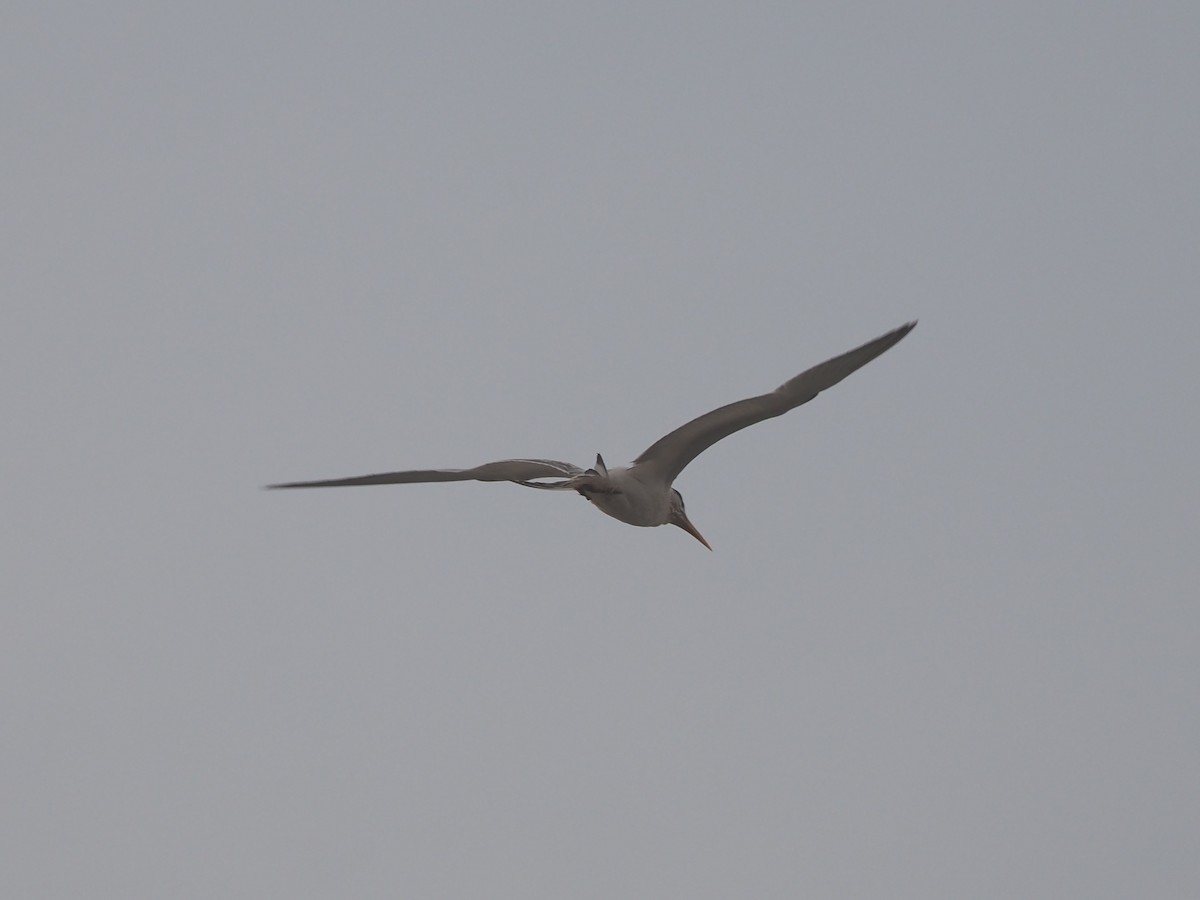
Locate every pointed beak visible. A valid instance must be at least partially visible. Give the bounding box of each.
[673,513,712,551]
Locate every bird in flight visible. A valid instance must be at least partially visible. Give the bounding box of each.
[268,321,916,549]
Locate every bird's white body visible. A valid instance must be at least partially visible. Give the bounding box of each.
[268,322,916,549]
[576,465,672,527]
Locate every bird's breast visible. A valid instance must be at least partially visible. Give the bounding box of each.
[577,466,671,527]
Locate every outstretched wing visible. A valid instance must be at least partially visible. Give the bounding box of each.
[632,321,916,484]
[266,458,582,489]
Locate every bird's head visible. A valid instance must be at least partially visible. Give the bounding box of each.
[669,489,712,551]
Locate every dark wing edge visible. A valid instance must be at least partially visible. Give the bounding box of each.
[265,458,583,490]
[633,321,916,483]
[265,469,476,489]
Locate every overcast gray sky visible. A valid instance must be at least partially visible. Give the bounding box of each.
[4,3,1198,898]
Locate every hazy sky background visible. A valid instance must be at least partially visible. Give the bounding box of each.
[4,3,1197,898]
